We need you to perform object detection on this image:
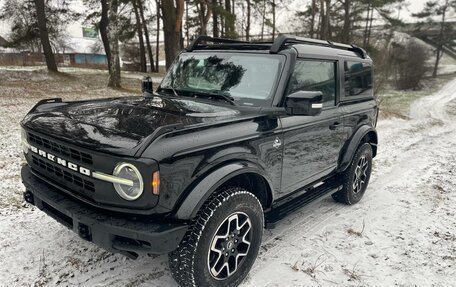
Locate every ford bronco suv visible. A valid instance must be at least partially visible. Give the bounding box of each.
[21,35,377,286]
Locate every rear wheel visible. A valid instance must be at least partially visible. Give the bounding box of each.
[332,143,373,205]
[169,187,263,287]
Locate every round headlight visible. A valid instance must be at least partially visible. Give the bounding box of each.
[113,163,144,201]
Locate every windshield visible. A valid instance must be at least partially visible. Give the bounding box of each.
[159,52,284,106]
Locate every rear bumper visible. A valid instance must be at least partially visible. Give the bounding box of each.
[21,165,187,258]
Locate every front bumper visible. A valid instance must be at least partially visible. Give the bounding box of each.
[21,165,187,258]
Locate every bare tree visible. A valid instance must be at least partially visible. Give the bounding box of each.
[245,0,251,40]
[100,0,111,71]
[138,0,156,72]
[271,0,276,39]
[107,0,121,87]
[212,0,220,37]
[224,0,235,38]
[33,0,58,72]
[393,40,429,90]
[341,0,350,43]
[196,0,212,35]
[155,0,160,72]
[310,0,316,38]
[161,0,185,69]
[132,0,147,72]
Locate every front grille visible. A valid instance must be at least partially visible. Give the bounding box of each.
[28,133,93,165]
[32,155,95,192]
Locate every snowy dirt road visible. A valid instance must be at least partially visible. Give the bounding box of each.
[0,72,455,286]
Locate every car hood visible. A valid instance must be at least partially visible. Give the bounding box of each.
[22,95,260,156]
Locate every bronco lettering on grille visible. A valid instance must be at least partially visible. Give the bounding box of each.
[30,145,92,176]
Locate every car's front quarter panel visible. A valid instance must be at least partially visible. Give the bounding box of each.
[141,118,283,213]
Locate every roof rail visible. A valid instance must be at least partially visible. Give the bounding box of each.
[270,34,367,58]
[186,35,250,52]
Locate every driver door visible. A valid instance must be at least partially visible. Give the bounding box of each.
[279,59,344,198]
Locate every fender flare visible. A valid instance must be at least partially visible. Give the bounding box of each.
[174,161,274,220]
[338,125,377,172]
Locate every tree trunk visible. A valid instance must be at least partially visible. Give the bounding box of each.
[161,0,184,70]
[246,0,251,40]
[319,0,326,39]
[363,3,371,46]
[261,0,266,40]
[341,0,350,43]
[324,0,331,40]
[366,6,374,46]
[155,0,160,72]
[198,0,212,35]
[433,1,447,77]
[212,0,219,37]
[220,0,225,37]
[133,0,147,72]
[138,0,155,72]
[310,0,316,38]
[100,0,111,71]
[224,0,235,38]
[185,0,190,45]
[272,0,276,39]
[107,0,121,88]
[34,0,58,72]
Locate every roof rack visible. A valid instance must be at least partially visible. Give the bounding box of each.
[270,34,367,58]
[185,34,367,59]
[186,35,251,52]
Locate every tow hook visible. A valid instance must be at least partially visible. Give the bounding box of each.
[23,190,34,205]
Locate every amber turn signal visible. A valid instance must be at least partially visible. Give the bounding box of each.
[152,171,160,195]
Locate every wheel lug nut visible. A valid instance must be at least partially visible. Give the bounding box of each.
[235,239,238,243]
[225,253,229,257]
[231,249,235,253]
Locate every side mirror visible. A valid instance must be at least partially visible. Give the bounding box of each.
[142,76,153,95]
[285,91,323,116]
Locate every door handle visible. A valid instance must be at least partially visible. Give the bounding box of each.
[329,122,341,130]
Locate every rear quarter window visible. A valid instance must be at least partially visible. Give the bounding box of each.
[344,61,373,98]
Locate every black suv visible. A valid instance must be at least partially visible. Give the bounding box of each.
[21,35,377,286]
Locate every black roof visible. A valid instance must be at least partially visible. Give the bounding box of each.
[186,34,368,59]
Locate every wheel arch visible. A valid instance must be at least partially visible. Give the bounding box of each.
[338,125,377,172]
[174,161,274,220]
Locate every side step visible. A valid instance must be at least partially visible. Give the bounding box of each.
[265,181,342,229]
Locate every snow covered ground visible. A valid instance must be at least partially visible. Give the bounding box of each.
[0,68,455,286]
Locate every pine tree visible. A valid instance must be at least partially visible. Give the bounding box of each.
[413,0,456,77]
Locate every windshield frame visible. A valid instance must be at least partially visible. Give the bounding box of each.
[158,51,287,107]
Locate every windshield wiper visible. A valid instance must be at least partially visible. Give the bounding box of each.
[191,91,237,106]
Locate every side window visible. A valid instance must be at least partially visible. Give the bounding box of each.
[287,60,336,107]
[344,61,373,97]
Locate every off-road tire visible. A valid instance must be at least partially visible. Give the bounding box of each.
[168,187,264,287]
[332,143,373,205]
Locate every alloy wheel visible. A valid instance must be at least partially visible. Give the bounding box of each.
[353,156,369,194]
[207,212,252,280]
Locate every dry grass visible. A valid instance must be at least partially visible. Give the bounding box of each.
[347,220,365,237]
[377,75,455,119]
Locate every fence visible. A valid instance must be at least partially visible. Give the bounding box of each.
[0,52,107,68]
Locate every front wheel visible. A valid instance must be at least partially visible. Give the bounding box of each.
[332,143,373,205]
[169,187,264,287]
